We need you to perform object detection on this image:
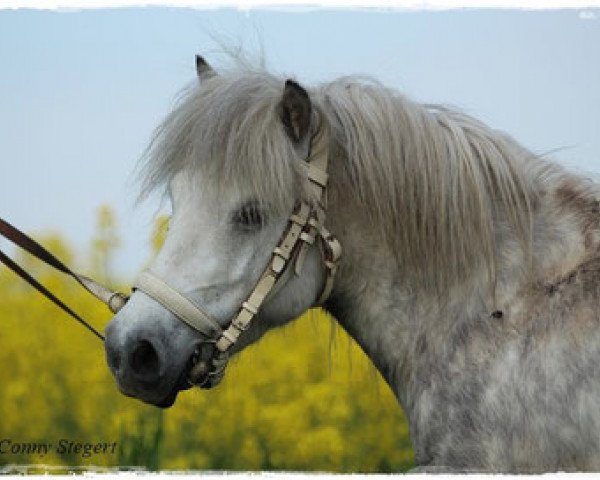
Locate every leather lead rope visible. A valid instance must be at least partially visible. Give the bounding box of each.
[0,217,128,342]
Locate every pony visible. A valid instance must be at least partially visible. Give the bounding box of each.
[105,56,600,472]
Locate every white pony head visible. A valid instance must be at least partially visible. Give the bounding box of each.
[104,58,327,407]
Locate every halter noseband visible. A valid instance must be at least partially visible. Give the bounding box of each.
[132,116,341,388]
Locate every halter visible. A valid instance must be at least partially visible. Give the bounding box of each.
[132,115,341,388]
[0,114,341,390]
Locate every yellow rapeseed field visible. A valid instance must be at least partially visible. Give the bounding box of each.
[0,206,414,472]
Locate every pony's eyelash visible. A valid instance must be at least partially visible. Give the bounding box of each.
[232,201,266,230]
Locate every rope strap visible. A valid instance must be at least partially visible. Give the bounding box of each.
[0,217,115,341]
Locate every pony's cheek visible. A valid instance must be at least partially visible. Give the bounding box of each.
[260,247,324,325]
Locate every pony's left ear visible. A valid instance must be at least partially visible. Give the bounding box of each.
[196,55,216,81]
[278,79,312,144]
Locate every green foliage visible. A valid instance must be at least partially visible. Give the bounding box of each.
[118,409,163,471]
[0,206,414,472]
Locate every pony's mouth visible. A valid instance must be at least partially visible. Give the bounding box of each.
[153,347,213,408]
[153,367,194,409]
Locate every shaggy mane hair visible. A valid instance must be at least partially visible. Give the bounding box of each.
[139,68,550,293]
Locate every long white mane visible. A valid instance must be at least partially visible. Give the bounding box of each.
[139,67,574,294]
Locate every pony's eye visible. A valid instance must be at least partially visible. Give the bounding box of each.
[233,201,265,230]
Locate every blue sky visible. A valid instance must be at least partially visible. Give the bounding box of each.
[0,8,599,278]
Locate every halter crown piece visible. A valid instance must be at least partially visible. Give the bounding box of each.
[133,112,342,388]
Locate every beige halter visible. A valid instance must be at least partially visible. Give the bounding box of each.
[0,113,340,389]
[133,117,342,388]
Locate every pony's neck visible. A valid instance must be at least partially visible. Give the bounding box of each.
[320,111,600,417]
[321,187,427,408]
[323,177,598,417]
[321,204,440,410]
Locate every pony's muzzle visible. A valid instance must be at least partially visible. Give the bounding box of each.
[104,304,208,407]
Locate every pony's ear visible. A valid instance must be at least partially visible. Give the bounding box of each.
[278,79,312,144]
[195,55,216,81]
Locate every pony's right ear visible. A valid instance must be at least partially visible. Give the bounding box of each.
[195,55,216,81]
[277,79,312,144]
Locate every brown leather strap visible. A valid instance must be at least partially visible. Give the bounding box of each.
[0,218,127,312]
[0,216,116,341]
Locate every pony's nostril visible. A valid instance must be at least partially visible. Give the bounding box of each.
[129,339,161,381]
